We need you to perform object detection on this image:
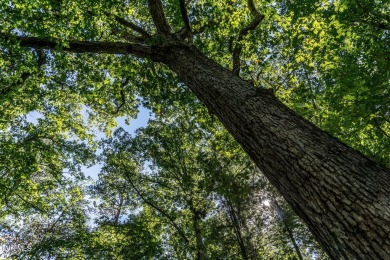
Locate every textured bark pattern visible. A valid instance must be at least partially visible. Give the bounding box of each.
[162,44,390,259]
[147,0,172,35]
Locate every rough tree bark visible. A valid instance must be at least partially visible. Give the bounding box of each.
[158,44,390,259]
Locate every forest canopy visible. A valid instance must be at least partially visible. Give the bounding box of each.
[0,0,389,259]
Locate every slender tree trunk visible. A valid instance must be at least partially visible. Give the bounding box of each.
[273,200,304,260]
[114,193,124,224]
[159,44,390,259]
[192,212,206,260]
[225,199,249,260]
[285,224,304,260]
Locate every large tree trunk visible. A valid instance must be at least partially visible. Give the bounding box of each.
[159,44,390,259]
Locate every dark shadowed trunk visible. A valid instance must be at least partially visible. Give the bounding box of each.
[157,43,390,259]
[225,199,249,260]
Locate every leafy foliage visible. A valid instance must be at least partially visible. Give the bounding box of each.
[0,0,388,258]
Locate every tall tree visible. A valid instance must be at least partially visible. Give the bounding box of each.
[98,106,252,259]
[1,0,389,258]
[95,103,326,259]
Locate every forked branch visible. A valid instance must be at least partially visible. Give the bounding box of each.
[232,0,264,75]
[147,0,172,35]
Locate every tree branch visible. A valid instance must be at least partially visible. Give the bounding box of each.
[124,170,190,244]
[111,30,145,43]
[112,14,152,39]
[179,0,191,33]
[147,0,172,35]
[5,34,162,60]
[19,49,46,83]
[354,3,390,30]
[114,77,131,114]
[374,120,390,138]
[114,193,124,224]
[232,0,264,75]
[176,19,215,40]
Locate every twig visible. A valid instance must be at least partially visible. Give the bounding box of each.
[232,0,265,76]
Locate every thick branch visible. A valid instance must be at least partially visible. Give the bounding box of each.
[147,0,171,35]
[179,0,191,33]
[7,35,161,60]
[111,30,145,43]
[232,0,264,75]
[247,0,259,16]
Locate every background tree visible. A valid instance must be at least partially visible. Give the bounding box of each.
[89,103,327,259]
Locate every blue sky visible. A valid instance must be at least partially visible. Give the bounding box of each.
[26,106,151,180]
[82,106,151,180]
